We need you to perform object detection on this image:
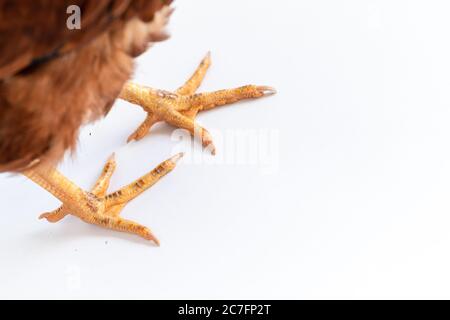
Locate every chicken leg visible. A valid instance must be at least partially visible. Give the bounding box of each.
[119,52,276,154]
[23,153,183,245]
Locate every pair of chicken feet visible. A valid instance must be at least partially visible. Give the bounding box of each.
[32,52,275,243]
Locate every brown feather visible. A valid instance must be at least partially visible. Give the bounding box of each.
[0,0,173,172]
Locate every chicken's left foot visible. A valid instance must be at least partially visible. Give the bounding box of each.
[119,52,276,154]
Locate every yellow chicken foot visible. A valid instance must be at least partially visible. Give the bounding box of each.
[119,52,276,154]
[23,153,184,245]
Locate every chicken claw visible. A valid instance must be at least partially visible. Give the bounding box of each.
[119,52,276,154]
[25,153,184,245]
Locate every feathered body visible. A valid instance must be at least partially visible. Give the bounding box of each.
[0,0,172,172]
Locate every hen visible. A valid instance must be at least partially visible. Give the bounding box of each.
[0,0,275,244]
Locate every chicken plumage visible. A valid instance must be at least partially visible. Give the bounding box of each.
[0,0,172,172]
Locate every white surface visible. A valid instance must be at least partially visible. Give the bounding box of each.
[2,0,450,299]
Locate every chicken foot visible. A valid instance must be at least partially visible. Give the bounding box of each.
[119,52,276,155]
[23,153,183,245]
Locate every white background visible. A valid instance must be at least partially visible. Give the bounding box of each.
[2,0,450,299]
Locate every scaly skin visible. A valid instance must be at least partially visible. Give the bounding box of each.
[23,153,183,245]
[119,52,276,154]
